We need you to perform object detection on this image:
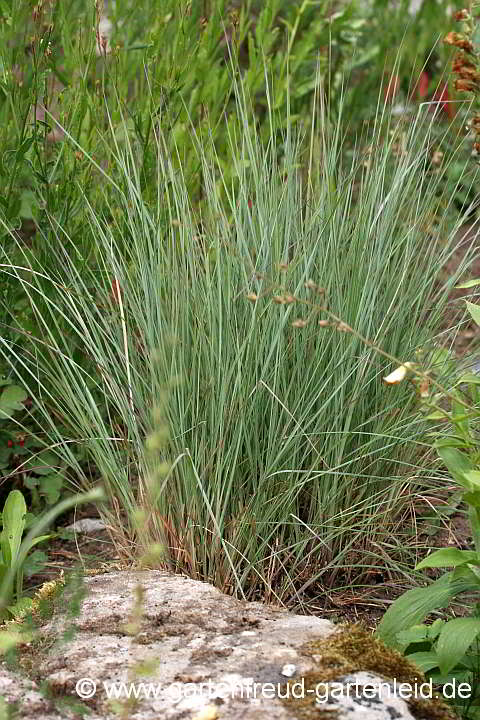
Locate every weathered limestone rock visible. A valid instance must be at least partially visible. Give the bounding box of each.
[0,571,454,719]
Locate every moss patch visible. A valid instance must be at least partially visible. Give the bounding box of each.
[280,624,457,720]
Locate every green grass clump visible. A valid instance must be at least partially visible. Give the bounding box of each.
[0,52,476,606]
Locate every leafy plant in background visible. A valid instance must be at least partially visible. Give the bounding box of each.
[365,0,480,221]
[375,20,480,716]
[375,293,480,719]
[433,3,480,219]
[0,381,28,466]
[0,378,68,511]
[0,0,379,230]
[101,0,373,208]
[345,0,454,121]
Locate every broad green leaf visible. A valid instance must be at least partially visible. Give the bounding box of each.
[24,512,38,530]
[428,618,445,640]
[376,572,476,648]
[23,476,39,490]
[0,491,26,567]
[428,347,454,367]
[463,471,480,492]
[395,623,440,646]
[436,446,473,488]
[39,473,64,504]
[0,385,27,419]
[466,301,480,327]
[404,651,441,673]
[395,629,426,645]
[451,564,480,584]
[24,451,58,476]
[463,491,480,508]
[437,618,480,675]
[19,190,36,220]
[22,549,48,578]
[416,548,479,570]
[435,436,471,449]
[452,396,470,439]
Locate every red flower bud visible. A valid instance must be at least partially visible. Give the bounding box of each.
[7,440,13,448]
[417,71,429,99]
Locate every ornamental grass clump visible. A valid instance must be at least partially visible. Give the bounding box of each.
[0,61,477,606]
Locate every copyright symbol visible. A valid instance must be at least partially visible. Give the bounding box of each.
[75,677,97,699]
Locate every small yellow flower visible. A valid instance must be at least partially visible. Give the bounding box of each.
[383,362,415,385]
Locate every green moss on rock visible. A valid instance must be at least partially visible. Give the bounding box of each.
[280,624,456,720]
